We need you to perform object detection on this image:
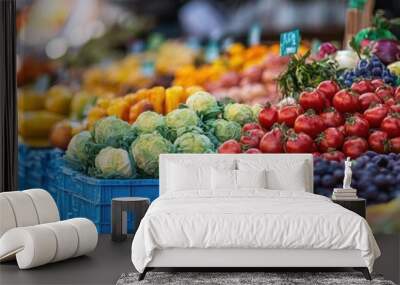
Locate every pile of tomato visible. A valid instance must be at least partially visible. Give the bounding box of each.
[235,79,400,160]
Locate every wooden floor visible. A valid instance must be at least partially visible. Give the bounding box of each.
[0,234,398,285]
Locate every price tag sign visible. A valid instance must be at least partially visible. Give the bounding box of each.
[248,23,261,46]
[280,29,300,56]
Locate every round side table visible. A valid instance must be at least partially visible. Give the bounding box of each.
[111,197,150,242]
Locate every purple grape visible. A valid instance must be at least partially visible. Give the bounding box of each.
[321,174,335,188]
[374,174,389,188]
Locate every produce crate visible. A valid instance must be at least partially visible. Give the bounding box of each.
[57,164,159,233]
[18,144,64,191]
[18,144,65,215]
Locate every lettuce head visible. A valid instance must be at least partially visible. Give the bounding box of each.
[223,103,254,125]
[131,132,174,177]
[94,147,133,178]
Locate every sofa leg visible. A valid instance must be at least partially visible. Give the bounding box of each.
[138,268,148,281]
[354,267,371,280]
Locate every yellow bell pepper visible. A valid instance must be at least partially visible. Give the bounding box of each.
[165,86,184,114]
[106,98,130,121]
[97,97,111,109]
[149,86,165,114]
[87,106,107,129]
[183,86,203,102]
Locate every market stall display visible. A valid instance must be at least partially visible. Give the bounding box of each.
[18,85,96,147]
[174,43,308,105]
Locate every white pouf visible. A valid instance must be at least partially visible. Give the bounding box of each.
[0,218,98,269]
[0,189,98,269]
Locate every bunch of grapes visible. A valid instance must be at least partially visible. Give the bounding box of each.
[339,55,398,87]
[314,151,400,205]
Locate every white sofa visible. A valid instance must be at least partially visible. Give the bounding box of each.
[0,189,98,269]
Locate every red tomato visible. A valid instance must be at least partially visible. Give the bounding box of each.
[344,116,370,138]
[395,87,400,101]
[277,104,303,127]
[358,92,382,111]
[294,111,325,138]
[321,150,345,161]
[371,79,385,90]
[317,80,340,101]
[312,152,321,158]
[316,127,344,152]
[390,103,400,113]
[332,89,360,113]
[368,130,390,153]
[320,107,344,128]
[380,115,400,138]
[376,85,394,101]
[311,142,318,152]
[342,137,368,159]
[384,97,396,107]
[390,137,400,153]
[245,148,262,154]
[299,89,326,113]
[240,135,259,149]
[247,128,265,139]
[351,80,374,94]
[218,139,242,153]
[285,132,315,153]
[259,128,284,153]
[321,93,331,109]
[337,125,345,135]
[242,123,262,132]
[258,104,278,130]
[363,104,389,128]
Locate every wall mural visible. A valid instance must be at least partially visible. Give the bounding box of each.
[15,3,400,234]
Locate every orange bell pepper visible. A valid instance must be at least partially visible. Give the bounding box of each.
[106,99,130,121]
[128,99,154,124]
[149,86,165,114]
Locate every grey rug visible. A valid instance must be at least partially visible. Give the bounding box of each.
[116,272,396,285]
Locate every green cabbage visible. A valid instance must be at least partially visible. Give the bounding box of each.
[94,147,133,178]
[174,132,214,153]
[134,111,165,134]
[208,119,241,143]
[92,116,132,147]
[64,131,93,169]
[251,104,263,121]
[223,103,255,125]
[186,91,220,118]
[165,108,199,139]
[131,132,174,177]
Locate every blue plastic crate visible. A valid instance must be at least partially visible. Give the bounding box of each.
[57,164,159,233]
[18,144,64,190]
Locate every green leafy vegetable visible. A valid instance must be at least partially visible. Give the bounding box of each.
[130,132,175,177]
[64,131,94,171]
[278,50,338,98]
[94,147,134,178]
[165,108,199,140]
[207,119,241,143]
[134,111,165,134]
[92,116,133,147]
[223,103,255,125]
[186,91,221,119]
[174,132,214,153]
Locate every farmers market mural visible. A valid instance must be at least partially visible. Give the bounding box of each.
[18,13,400,235]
